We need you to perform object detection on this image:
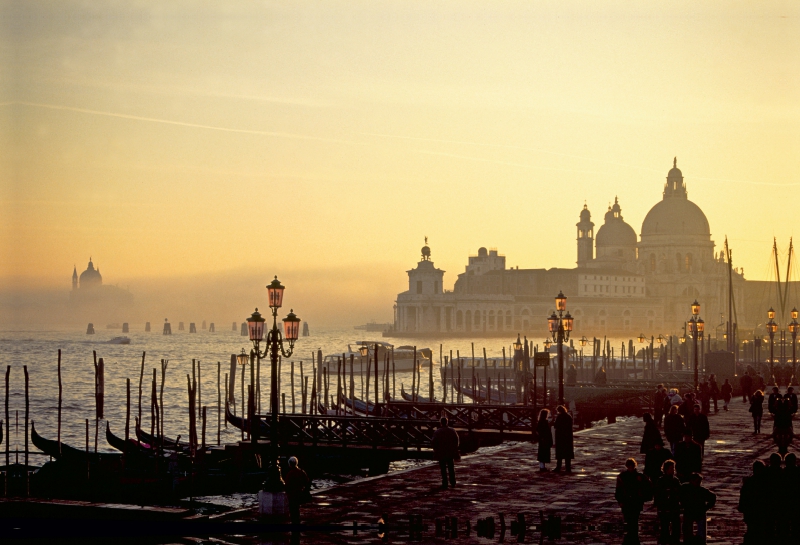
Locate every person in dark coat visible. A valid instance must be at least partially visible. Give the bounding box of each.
[284,456,311,526]
[766,452,784,539]
[787,386,798,414]
[566,364,577,386]
[654,385,667,427]
[536,408,553,472]
[663,405,685,456]
[679,473,716,544]
[740,373,753,403]
[431,417,459,489]
[750,390,764,434]
[615,458,652,545]
[738,460,768,545]
[678,393,696,418]
[654,459,681,545]
[768,387,781,415]
[708,374,719,413]
[643,443,672,483]
[773,397,794,454]
[784,453,800,540]
[595,367,607,384]
[553,405,574,473]
[640,413,663,454]
[721,379,733,411]
[689,404,710,457]
[674,432,702,482]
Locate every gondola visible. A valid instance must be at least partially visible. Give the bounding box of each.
[339,393,375,415]
[135,419,183,450]
[224,404,268,435]
[452,381,517,404]
[31,421,121,461]
[399,385,436,403]
[106,422,152,453]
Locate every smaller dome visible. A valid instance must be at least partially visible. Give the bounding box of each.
[79,258,103,288]
[596,198,637,247]
[667,156,683,182]
[579,204,591,222]
[421,245,431,258]
[477,247,488,257]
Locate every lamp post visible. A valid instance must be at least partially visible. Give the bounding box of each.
[689,300,704,392]
[548,291,573,406]
[767,307,778,382]
[789,308,799,383]
[246,276,301,515]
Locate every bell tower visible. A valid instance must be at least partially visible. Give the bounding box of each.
[576,204,594,267]
[72,265,78,290]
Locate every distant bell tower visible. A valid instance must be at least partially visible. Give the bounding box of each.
[72,265,78,290]
[576,204,594,267]
[407,237,445,296]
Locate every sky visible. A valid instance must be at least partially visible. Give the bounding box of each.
[1,2,799,326]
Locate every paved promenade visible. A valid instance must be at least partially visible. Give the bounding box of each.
[297,396,779,544]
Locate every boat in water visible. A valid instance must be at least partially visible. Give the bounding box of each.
[108,336,131,344]
[353,320,392,332]
[322,341,429,373]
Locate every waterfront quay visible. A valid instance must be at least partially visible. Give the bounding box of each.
[293,399,765,544]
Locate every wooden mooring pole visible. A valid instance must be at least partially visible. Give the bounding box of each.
[138,352,146,429]
[217,361,221,445]
[24,366,29,471]
[57,349,62,455]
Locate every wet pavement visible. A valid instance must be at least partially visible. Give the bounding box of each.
[292,395,781,544]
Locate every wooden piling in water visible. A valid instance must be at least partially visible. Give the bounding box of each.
[374,344,379,411]
[310,353,317,415]
[392,348,396,401]
[291,361,296,414]
[125,378,131,446]
[85,419,89,481]
[160,359,168,441]
[410,347,416,401]
[201,406,207,450]
[138,352,146,428]
[349,355,355,412]
[282,393,286,414]
[217,361,221,445]
[303,376,309,414]
[197,360,202,421]
[24,366,29,471]
[57,349,62,455]
[224,373,228,428]
[5,366,10,473]
[301,361,307,414]
[335,358,341,415]
[483,347,489,401]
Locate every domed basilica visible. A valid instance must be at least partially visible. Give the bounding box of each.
[393,159,752,338]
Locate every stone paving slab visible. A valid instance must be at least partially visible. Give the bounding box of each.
[292,397,780,544]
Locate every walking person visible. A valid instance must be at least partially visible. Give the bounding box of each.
[615,458,653,545]
[664,405,685,456]
[708,374,719,413]
[674,432,702,483]
[740,373,753,403]
[553,405,574,473]
[750,390,764,434]
[654,385,667,427]
[768,387,781,416]
[679,473,716,544]
[644,442,672,484]
[773,397,794,455]
[536,408,553,472]
[654,460,681,545]
[783,453,800,541]
[284,456,311,526]
[689,404,710,458]
[786,386,798,414]
[431,417,459,489]
[738,460,768,545]
[641,413,663,454]
[721,378,732,411]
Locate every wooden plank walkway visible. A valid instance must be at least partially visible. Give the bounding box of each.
[293,395,777,544]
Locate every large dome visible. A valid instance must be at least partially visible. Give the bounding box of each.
[641,198,710,237]
[596,198,637,247]
[79,259,103,288]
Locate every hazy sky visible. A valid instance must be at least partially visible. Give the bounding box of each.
[2,2,799,324]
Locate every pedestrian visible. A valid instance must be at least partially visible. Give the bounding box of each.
[679,473,716,544]
[783,453,800,541]
[284,456,311,526]
[431,417,459,489]
[773,397,794,455]
[536,408,553,472]
[750,390,764,434]
[698,381,711,414]
[689,404,710,458]
[768,386,781,415]
[667,388,682,407]
[674,432,702,483]
[766,452,784,539]
[740,373,753,403]
[654,385,667,427]
[708,374,719,413]
[595,366,608,384]
[787,386,798,414]
[738,460,768,545]
[615,458,653,545]
[566,364,577,386]
[553,405,574,473]
[721,379,732,411]
[679,393,695,418]
[654,459,681,545]
[640,412,663,454]
[644,442,672,483]
[664,405,685,455]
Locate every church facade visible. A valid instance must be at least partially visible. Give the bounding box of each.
[391,160,752,339]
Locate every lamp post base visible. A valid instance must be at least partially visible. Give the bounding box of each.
[258,490,289,517]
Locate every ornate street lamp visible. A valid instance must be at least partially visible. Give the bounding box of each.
[543,338,552,351]
[245,276,301,514]
[689,301,703,392]
[767,315,778,380]
[235,348,249,420]
[547,291,572,406]
[789,314,799,383]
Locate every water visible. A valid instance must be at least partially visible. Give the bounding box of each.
[0,325,555,458]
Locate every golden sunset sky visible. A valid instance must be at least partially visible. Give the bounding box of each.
[2,2,799,325]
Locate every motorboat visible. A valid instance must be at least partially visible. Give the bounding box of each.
[108,336,131,344]
[321,341,429,373]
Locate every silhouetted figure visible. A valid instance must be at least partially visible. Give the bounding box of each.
[553,405,574,473]
[679,473,716,544]
[698,381,711,414]
[536,408,552,472]
[784,453,800,541]
[768,387,781,415]
[738,460,768,545]
[654,385,667,427]
[689,404,710,458]
[431,417,459,489]
[640,413,663,454]
[566,364,577,386]
[787,386,798,414]
[654,459,681,545]
[284,456,311,526]
[644,443,671,483]
[766,453,785,539]
[678,393,695,419]
[740,373,753,403]
[666,388,682,408]
[595,367,607,384]
[664,405,685,456]
[750,390,764,434]
[615,458,653,545]
[674,432,702,483]
[773,398,794,454]
[708,374,719,413]
[755,373,766,393]
[721,379,732,411]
